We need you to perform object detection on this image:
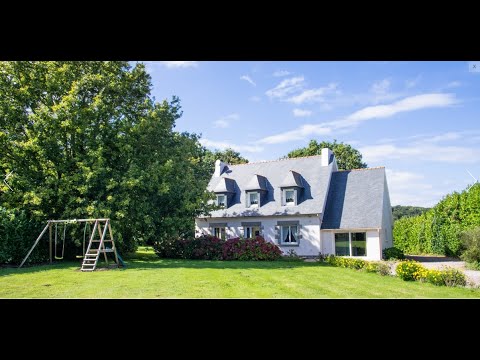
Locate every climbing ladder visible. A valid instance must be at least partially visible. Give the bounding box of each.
[81,219,120,272]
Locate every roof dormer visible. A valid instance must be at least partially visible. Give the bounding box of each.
[214,177,236,208]
[245,174,267,208]
[280,170,304,206]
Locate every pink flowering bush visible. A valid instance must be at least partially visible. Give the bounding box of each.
[154,235,282,261]
[223,236,282,261]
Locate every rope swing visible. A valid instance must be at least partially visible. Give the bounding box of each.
[54,222,66,260]
[76,222,91,259]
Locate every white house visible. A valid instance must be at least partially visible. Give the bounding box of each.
[195,148,393,260]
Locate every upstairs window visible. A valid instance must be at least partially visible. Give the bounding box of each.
[247,192,259,207]
[283,189,297,206]
[217,194,226,208]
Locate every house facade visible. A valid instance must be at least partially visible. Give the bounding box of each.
[195,148,393,260]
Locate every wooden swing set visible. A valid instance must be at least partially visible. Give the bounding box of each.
[19,218,125,272]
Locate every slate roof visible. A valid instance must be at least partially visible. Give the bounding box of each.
[280,170,304,188]
[321,167,386,229]
[244,174,268,191]
[213,177,236,193]
[201,155,333,218]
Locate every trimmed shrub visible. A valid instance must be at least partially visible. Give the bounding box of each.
[395,260,427,281]
[460,227,480,268]
[365,261,392,276]
[383,247,405,260]
[324,255,366,270]
[439,267,467,287]
[420,269,444,286]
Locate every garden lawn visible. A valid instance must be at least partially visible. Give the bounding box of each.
[1,247,479,298]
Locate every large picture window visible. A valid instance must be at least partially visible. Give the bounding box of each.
[335,232,367,257]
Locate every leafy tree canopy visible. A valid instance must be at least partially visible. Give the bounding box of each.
[0,61,215,252]
[286,139,367,170]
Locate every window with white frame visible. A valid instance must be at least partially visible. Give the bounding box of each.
[213,226,226,240]
[281,225,298,244]
[247,192,259,207]
[283,188,296,206]
[216,194,226,208]
[244,226,261,238]
[334,232,366,256]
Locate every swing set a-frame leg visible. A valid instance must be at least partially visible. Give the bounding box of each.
[19,223,50,268]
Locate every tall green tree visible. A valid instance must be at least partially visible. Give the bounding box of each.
[200,147,249,176]
[287,139,367,170]
[0,61,214,254]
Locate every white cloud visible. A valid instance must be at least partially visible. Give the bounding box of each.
[260,123,333,144]
[371,79,390,95]
[200,138,263,153]
[240,75,256,87]
[273,70,291,77]
[265,76,305,99]
[386,169,448,207]
[293,108,312,117]
[213,113,239,128]
[446,81,461,88]
[385,169,431,190]
[346,93,456,123]
[422,132,462,143]
[249,96,261,102]
[260,93,457,145]
[160,61,198,68]
[405,75,421,89]
[359,144,480,164]
[287,83,339,104]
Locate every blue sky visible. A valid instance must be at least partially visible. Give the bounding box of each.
[140,61,480,207]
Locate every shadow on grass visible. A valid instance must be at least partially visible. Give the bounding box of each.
[1,255,324,276]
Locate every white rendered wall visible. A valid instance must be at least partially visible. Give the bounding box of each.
[195,216,321,256]
[320,229,382,260]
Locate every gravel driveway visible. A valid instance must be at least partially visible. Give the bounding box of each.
[403,255,480,287]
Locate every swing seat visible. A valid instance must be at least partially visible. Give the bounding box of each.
[54,256,64,260]
[75,255,84,259]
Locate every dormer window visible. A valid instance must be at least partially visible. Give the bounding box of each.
[280,170,303,207]
[217,194,226,208]
[247,192,259,207]
[283,188,297,206]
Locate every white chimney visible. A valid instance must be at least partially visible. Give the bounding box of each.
[321,148,332,166]
[214,159,228,177]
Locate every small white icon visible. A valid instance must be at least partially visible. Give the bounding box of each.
[3,171,13,191]
[468,61,480,73]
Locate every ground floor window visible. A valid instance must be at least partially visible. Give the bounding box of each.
[245,226,260,238]
[213,227,226,240]
[281,225,298,244]
[335,232,366,256]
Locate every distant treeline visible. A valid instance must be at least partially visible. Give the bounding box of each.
[392,205,430,222]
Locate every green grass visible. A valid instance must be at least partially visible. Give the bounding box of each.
[1,247,479,298]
